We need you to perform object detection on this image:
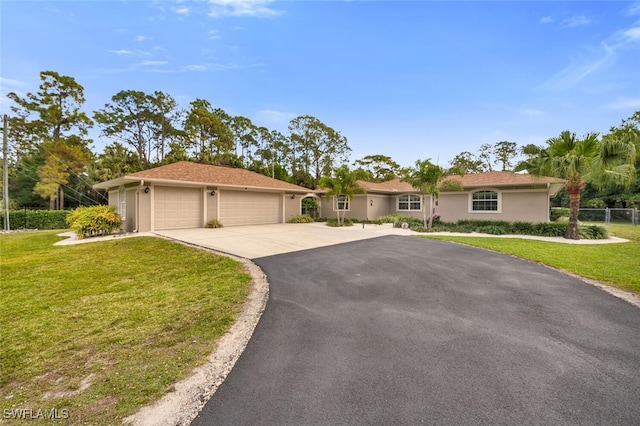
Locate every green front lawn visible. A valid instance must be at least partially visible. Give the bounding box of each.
[0,231,251,424]
[423,224,640,295]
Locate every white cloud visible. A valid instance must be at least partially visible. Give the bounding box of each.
[124,62,238,74]
[136,35,152,42]
[107,49,134,55]
[208,29,221,39]
[255,109,296,126]
[623,26,640,42]
[604,98,640,110]
[563,15,591,28]
[626,1,640,16]
[207,0,282,18]
[543,8,640,91]
[540,16,554,24]
[173,6,190,16]
[183,64,208,71]
[136,60,169,67]
[542,44,613,90]
[519,108,545,117]
[0,77,27,87]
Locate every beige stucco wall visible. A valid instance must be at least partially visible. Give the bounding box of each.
[318,193,427,221]
[205,187,218,224]
[317,196,330,219]
[367,194,391,219]
[317,189,551,223]
[284,194,303,222]
[138,187,151,232]
[500,191,550,222]
[438,190,550,223]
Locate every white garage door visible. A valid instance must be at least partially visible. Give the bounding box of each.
[154,186,202,230]
[220,191,281,226]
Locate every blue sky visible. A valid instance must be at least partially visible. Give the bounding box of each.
[2,0,639,168]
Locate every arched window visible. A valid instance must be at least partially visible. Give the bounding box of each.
[471,190,499,211]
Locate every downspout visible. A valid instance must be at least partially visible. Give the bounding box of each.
[546,182,550,223]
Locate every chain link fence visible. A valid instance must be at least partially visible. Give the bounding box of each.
[552,207,638,226]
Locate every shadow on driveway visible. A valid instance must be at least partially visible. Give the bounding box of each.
[192,236,640,425]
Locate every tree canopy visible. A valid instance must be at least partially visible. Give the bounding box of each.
[3,69,639,214]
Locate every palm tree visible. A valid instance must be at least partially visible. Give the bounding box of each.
[402,159,463,229]
[517,131,635,239]
[318,165,366,226]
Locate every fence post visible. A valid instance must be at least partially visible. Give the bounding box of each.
[635,208,638,227]
[605,207,610,225]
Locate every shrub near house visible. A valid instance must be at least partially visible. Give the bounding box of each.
[66,205,122,238]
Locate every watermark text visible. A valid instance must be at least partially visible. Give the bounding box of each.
[3,408,69,420]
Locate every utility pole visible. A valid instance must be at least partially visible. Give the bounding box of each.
[3,114,10,230]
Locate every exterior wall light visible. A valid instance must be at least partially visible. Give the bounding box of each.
[291,194,295,199]
[210,190,216,196]
[144,187,150,194]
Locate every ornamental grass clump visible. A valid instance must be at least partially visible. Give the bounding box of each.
[288,214,314,223]
[578,225,609,240]
[66,205,122,239]
[327,218,353,227]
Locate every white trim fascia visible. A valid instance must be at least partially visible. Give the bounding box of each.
[114,176,308,193]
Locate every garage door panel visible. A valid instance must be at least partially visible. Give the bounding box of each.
[155,186,202,229]
[220,191,281,226]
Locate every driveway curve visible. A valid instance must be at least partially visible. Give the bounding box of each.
[192,236,640,425]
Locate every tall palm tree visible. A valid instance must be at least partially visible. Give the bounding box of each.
[319,165,366,225]
[517,131,635,239]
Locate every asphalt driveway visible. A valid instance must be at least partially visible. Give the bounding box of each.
[191,236,640,425]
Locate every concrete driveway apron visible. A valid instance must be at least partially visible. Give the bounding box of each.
[191,236,640,425]
[154,222,412,258]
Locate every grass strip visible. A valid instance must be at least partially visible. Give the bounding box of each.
[0,231,251,424]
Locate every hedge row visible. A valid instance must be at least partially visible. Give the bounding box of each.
[0,209,69,230]
[393,218,608,239]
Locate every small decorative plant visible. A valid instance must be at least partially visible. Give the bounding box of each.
[205,219,223,228]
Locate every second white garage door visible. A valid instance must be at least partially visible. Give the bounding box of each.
[220,191,281,226]
[154,186,202,230]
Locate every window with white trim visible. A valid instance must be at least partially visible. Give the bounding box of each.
[333,194,350,211]
[119,188,126,218]
[471,190,498,211]
[397,194,422,211]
